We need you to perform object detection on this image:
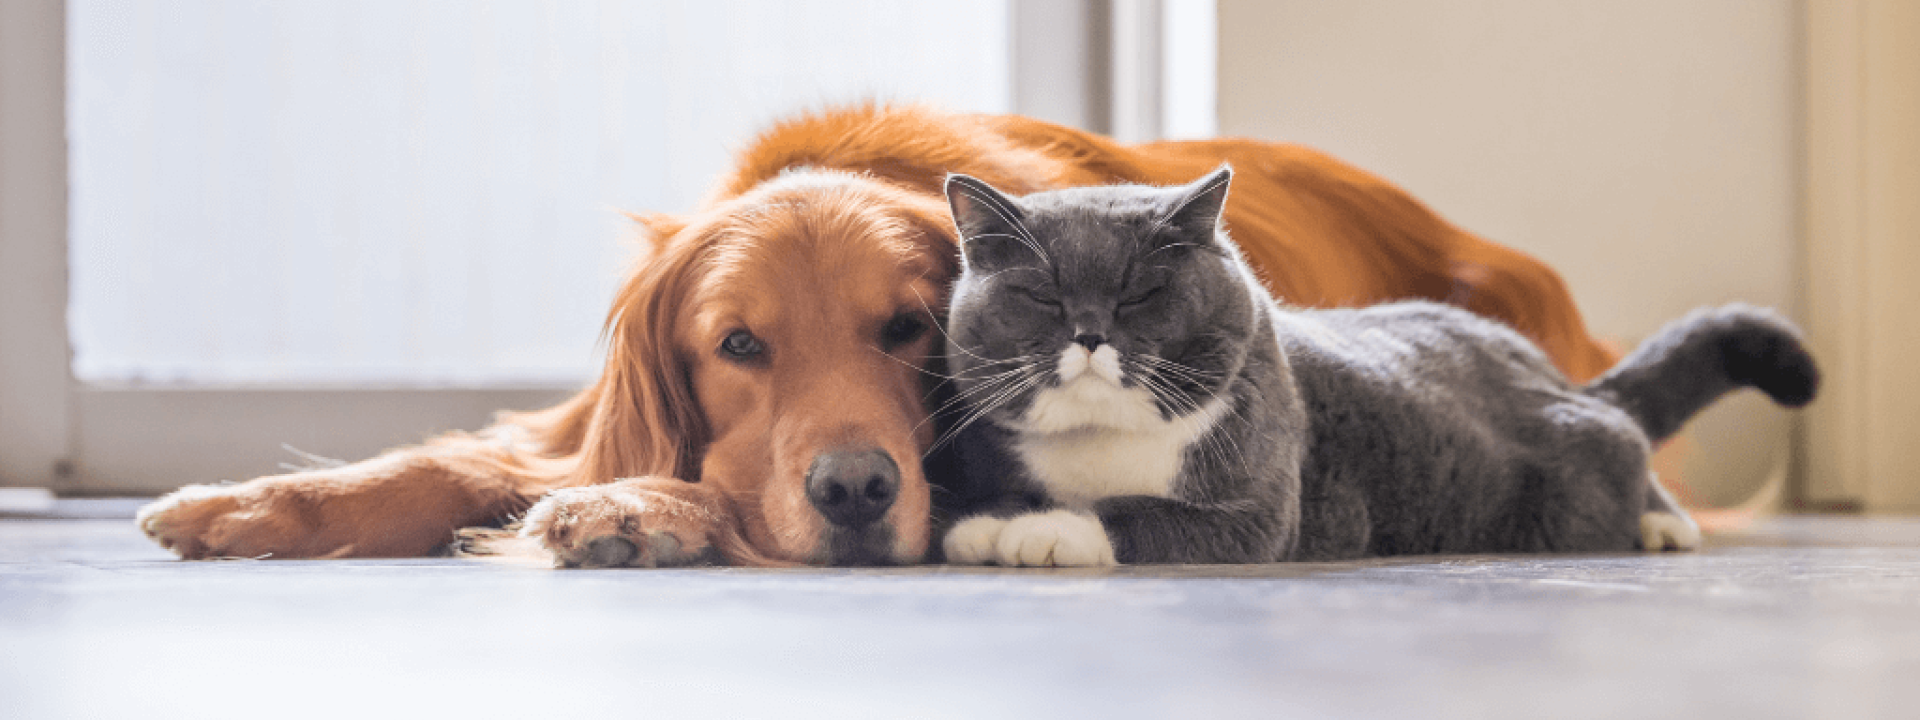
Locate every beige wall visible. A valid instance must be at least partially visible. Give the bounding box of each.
[1802,0,1920,513]
[1217,0,1801,506]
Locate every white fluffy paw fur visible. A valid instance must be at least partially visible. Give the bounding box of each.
[521,486,712,568]
[943,516,1010,565]
[1640,511,1702,552]
[946,510,1116,567]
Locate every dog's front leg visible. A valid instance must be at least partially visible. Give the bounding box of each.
[138,440,537,559]
[517,477,746,568]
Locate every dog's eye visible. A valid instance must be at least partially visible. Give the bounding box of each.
[882,314,928,348]
[1120,287,1163,308]
[719,330,764,360]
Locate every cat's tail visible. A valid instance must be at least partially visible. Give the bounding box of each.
[1583,304,1819,445]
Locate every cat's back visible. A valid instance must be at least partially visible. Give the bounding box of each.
[1278,300,1566,396]
[1277,301,1631,557]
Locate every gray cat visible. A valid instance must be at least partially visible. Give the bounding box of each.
[934,166,1818,566]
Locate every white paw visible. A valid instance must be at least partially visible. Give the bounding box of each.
[943,516,1010,565]
[1640,511,1701,552]
[995,510,1116,567]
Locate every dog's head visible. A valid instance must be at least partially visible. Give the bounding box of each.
[582,171,958,565]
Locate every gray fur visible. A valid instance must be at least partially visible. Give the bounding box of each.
[936,167,1819,563]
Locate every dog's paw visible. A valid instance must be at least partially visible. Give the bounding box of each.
[1640,511,1702,552]
[136,483,285,559]
[993,510,1116,568]
[943,516,1010,565]
[522,483,718,568]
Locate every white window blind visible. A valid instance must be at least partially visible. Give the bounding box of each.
[67,0,1011,387]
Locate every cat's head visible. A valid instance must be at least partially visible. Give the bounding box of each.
[940,166,1260,436]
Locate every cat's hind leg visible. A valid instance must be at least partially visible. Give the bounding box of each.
[1640,472,1702,552]
[1501,399,1649,553]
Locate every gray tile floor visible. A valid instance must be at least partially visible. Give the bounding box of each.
[4,513,1918,720]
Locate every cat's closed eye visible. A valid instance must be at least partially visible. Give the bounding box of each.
[1120,287,1163,308]
[1012,286,1061,308]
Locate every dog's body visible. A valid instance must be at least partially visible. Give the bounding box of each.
[138,105,1616,566]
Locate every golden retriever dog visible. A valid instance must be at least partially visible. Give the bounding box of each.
[137,105,1616,567]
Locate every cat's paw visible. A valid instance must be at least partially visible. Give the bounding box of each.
[943,516,1010,565]
[1640,511,1701,552]
[995,510,1117,567]
[522,483,717,568]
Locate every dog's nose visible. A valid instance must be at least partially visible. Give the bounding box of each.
[806,448,899,529]
[1074,333,1106,351]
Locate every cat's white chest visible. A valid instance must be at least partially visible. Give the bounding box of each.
[1014,425,1190,509]
[1012,364,1229,510]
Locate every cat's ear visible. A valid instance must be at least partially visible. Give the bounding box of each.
[1162,164,1233,243]
[945,173,1034,268]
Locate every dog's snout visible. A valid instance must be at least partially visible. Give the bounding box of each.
[806,448,899,529]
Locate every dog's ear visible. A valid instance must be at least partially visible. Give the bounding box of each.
[893,190,965,280]
[622,211,689,256]
[575,240,708,483]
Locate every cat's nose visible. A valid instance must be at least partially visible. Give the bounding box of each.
[1074,333,1106,351]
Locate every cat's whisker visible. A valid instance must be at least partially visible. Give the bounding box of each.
[1137,357,1233,408]
[924,370,1049,457]
[878,348,1041,386]
[1139,241,1213,262]
[1128,360,1243,473]
[1137,367,1226,468]
[1129,358,1219,402]
[1176,374,1248,470]
[863,345,1046,410]
[1131,356,1217,378]
[1129,365,1224,470]
[971,266,1052,285]
[925,369,1030,421]
[955,354,1052,371]
[937,367,1042,414]
[869,345,970,382]
[908,286,998,366]
[1133,353,1225,380]
[918,354,1054,434]
[965,368,1047,422]
[917,364,1034,406]
[911,362,1047,439]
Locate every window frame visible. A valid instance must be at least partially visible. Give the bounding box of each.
[1,0,1168,494]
